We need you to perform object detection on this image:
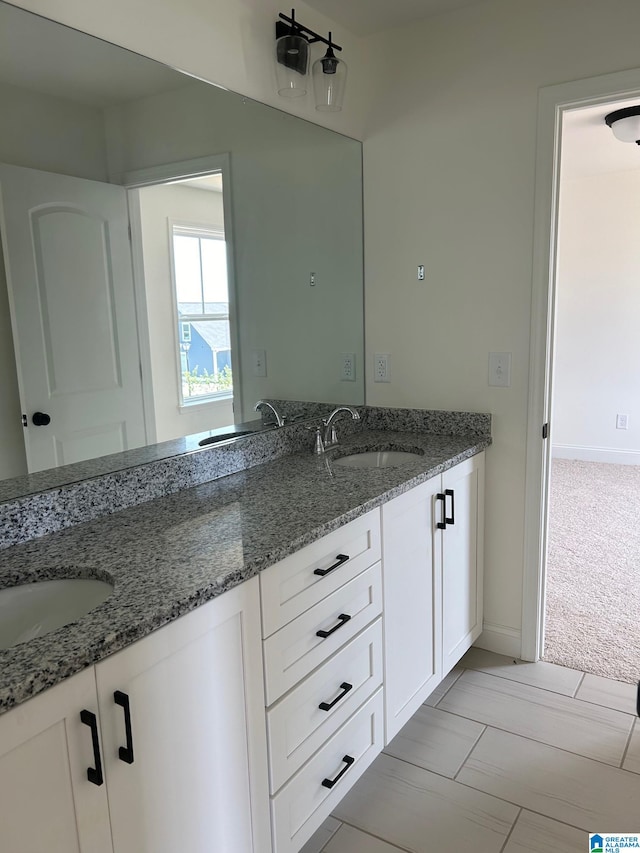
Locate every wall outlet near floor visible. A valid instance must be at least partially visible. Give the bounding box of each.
[616,413,629,430]
[374,353,391,383]
[340,352,356,381]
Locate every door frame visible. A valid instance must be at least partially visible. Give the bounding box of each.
[521,67,640,661]
[123,153,244,429]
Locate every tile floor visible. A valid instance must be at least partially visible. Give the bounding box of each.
[300,648,640,853]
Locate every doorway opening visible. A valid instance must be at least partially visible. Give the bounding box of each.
[543,99,640,683]
[523,68,640,684]
[125,155,241,446]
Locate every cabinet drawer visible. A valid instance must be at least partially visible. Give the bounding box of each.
[270,688,383,853]
[266,619,383,792]
[260,509,381,638]
[263,563,382,705]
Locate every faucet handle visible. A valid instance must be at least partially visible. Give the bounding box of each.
[306,425,325,455]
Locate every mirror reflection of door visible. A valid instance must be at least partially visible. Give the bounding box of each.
[0,162,148,473]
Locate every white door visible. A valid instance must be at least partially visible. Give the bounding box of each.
[0,667,113,853]
[95,578,271,853]
[0,163,147,472]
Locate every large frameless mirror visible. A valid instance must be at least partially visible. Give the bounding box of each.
[0,1,364,500]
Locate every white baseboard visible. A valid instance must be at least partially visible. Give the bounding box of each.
[475,622,522,658]
[552,444,640,465]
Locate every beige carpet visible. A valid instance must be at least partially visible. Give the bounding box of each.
[543,458,640,684]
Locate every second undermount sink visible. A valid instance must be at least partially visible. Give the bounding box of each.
[0,578,114,649]
[332,449,424,469]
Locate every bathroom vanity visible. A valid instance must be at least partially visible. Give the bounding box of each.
[0,417,488,853]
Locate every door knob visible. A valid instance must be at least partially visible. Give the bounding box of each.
[32,411,51,426]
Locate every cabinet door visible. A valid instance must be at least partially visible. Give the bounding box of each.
[441,453,484,675]
[382,481,442,744]
[96,577,271,853]
[0,667,113,853]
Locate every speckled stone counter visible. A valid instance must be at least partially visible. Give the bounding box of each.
[0,426,490,715]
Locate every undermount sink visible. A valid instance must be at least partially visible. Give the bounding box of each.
[332,450,424,469]
[0,578,113,649]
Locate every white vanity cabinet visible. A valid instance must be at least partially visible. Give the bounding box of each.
[0,576,270,853]
[95,576,271,853]
[382,453,484,742]
[439,455,485,675]
[0,449,486,853]
[381,476,442,742]
[260,509,385,853]
[0,667,113,853]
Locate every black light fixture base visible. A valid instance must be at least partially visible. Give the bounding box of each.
[275,9,342,53]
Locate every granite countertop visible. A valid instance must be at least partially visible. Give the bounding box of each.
[0,429,490,714]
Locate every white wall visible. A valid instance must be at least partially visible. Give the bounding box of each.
[553,171,640,464]
[137,183,233,441]
[8,0,372,141]
[107,82,364,415]
[362,0,640,652]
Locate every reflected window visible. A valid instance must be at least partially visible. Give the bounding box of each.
[172,225,232,404]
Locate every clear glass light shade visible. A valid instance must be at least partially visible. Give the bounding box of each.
[312,50,347,112]
[276,33,309,98]
[609,114,640,143]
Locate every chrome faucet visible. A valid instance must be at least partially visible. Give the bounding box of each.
[254,399,286,427]
[322,406,360,447]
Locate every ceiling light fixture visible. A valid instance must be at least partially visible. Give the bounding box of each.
[275,9,347,111]
[605,106,640,144]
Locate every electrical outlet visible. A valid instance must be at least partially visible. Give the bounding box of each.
[252,349,267,377]
[341,353,356,381]
[616,413,629,430]
[374,353,391,383]
[417,264,425,280]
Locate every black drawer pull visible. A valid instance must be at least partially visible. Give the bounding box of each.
[322,754,355,789]
[316,613,351,639]
[319,682,353,712]
[445,488,455,526]
[436,493,447,529]
[114,690,135,764]
[314,553,350,577]
[80,709,104,786]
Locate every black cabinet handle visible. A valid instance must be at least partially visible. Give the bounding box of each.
[80,709,104,786]
[32,411,51,426]
[436,493,447,529]
[321,754,355,789]
[316,613,351,639]
[445,488,455,526]
[319,682,353,712]
[114,691,135,764]
[636,680,640,717]
[314,554,350,577]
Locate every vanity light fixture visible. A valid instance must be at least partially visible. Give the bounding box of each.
[275,9,347,110]
[605,106,640,144]
[312,33,347,112]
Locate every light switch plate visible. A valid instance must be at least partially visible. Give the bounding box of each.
[488,352,511,387]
